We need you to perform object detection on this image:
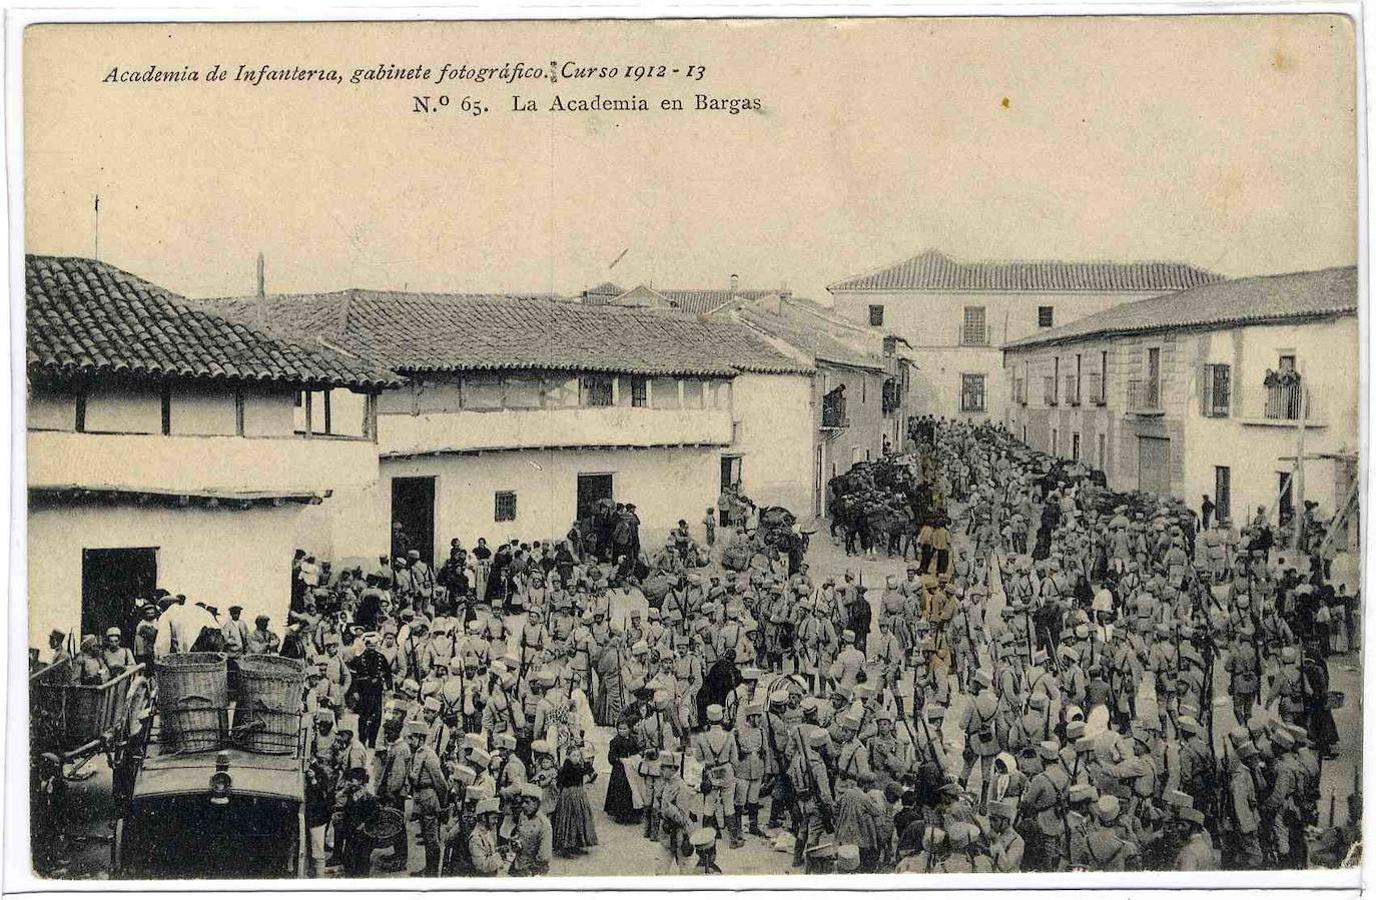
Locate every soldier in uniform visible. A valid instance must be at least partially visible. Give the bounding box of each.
[1083,795,1139,870]
[734,702,768,836]
[960,669,1002,807]
[693,704,744,848]
[372,717,412,872]
[987,798,1025,872]
[788,727,836,870]
[406,718,448,876]
[1225,740,1264,868]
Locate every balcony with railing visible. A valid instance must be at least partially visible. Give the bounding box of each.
[1042,376,1058,407]
[1065,375,1080,407]
[881,378,901,416]
[1126,378,1164,416]
[957,324,994,347]
[1086,372,1106,406]
[821,387,849,430]
[1240,372,1327,428]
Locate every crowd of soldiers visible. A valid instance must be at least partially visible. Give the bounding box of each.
[65,415,1359,879]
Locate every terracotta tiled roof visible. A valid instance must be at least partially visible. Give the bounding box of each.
[1005,266,1357,350]
[828,249,1222,293]
[26,255,401,389]
[196,289,812,378]
[735,300,887,372]
[657,288,779,316]
[584,281,625,296]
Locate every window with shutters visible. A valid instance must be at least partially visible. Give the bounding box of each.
[868,304,885,326]
[1200,364,1231,418]
[629,377,648,408]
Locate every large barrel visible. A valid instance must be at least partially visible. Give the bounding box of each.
[233,655,305,754]
[155,653,228,753]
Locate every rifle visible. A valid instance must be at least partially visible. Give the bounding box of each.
[799,741,836,833]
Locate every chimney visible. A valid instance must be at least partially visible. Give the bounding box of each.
[256,252,266,298]
[729,273,739,294]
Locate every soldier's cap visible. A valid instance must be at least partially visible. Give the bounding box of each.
[988,799,1016,819]
[1038,740,1060,761]
[841,629,856,642]
[853,683,875,700]
[492,733,517,751]
[1027,694,1049,711]
[1272,729,1295,750]
[1066,721,1087,740]
[769,690,790,705]
[1180,807,1207,825]
[807,728,831,749]
[452,765,478,787]
[531,739,553,755]
[475,797,502,816]
[1163,789,1192,808]
[800,696,821,714]
[1057,645,1077,662]
[875,709,895,723]
[647,608,662,620]
[839,711,863,729]
[313,707,336,725]
[1281,646,1298,663]
[744,702,765,718]
[1074,624,1090,639]
[1095,794,1122,822]
[519,783,544,802]
[464,783,491,802]
[1177,715,1202,736]
[706,704,725,723]
[324,634,341,646]
[740,666,762,681]
[402,719,428,740]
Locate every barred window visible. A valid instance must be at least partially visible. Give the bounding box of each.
[494,491,517,522]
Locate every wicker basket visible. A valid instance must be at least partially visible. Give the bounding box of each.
[362,806,407,848]
[232,655,305,754]
[155,653,228,753]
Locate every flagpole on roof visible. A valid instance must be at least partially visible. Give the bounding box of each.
[93,193,100,261]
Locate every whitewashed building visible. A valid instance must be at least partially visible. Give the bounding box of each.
[828,249,1220,421]
[1002,266,1359,546]
[25,256,397,649]
[198,290,815,562]
[728,294,918,516]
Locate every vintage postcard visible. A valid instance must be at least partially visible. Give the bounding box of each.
[15,11,1362,887]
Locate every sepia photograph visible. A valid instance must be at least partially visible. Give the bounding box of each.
[16,11,1363,884]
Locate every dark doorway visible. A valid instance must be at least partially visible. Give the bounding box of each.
[720,455,742,493]
[82,548,157,643]
[391,476,436,566]
[577,473,614,523]
[1277,471,1294,528]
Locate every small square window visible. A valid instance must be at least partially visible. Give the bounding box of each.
[868,305,885,327]
[494,491,517,522]
[1038,306,1054,328]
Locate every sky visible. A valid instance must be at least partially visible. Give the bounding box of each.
[24,15,1358,303]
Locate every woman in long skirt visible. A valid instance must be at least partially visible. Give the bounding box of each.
[552,746,599,856]
[603,721,642,824]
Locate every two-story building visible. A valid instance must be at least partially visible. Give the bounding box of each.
[1002,266,1359,546]
[828,249,1221,420]
[25,255,397,648]
[728,294,917,516]
[198,290,814,561]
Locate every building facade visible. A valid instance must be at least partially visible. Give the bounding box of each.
[828,249,1220,421]
[26,256,394,648]
[199,290,815,562]
[728,295,918,516]
[1002,267,1359,545]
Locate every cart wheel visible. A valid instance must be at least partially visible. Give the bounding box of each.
[116,678,152,748]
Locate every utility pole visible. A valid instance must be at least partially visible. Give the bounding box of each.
[1293,381,1309,550]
